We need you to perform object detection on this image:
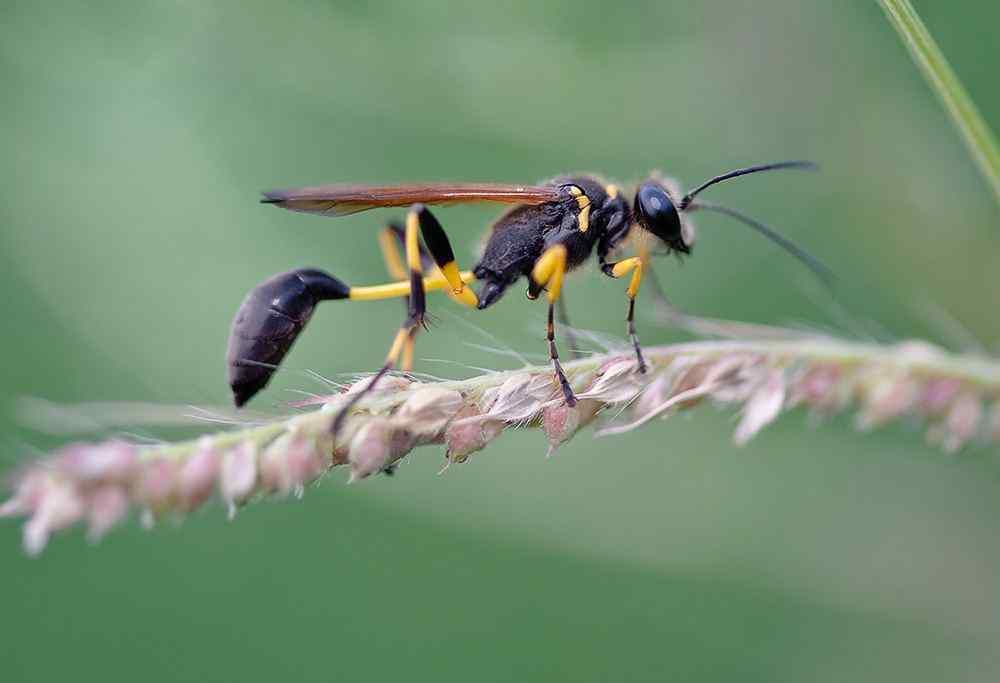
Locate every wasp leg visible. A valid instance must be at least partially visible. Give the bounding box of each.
[554,294,581,360]
[531,245,576,406]
[346,271,475,301]
[410,205,478,307]
[601,253,648,374]
[332,206,438,436]
[378,222,418,371]
[378,223,409,281]
[380,218,475,321]
[378,210,479,371]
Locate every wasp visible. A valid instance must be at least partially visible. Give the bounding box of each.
[227,161,829,415]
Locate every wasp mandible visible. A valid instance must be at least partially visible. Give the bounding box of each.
[227,161,829,415]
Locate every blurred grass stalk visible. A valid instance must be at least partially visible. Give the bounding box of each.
[4,334,1000,555]
[878,0,1000,202]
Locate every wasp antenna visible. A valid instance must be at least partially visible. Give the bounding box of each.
[687,199,835,288]
[679,161,817,210]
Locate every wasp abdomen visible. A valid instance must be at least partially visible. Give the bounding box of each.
[227,268,349,407]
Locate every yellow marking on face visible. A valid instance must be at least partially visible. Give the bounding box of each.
[605,184,619,199]
[531,244,568,303]
[349,271,476,301]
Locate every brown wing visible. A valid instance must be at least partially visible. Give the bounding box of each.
[261,182,562,217]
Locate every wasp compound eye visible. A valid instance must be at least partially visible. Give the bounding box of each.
[634,183,688,253]
[226,268,349,407]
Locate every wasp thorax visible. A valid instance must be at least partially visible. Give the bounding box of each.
[633,182,690,254]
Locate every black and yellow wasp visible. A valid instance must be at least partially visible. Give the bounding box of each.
[227,161,828,414]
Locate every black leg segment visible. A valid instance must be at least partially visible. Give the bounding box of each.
[626,298,647,374]
[547,303,577,407]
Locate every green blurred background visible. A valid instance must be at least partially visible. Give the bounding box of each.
[3,1,1000,680]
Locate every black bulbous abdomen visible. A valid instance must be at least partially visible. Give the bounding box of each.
[226,268,348,406]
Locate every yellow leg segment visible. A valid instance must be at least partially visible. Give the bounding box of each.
[401,329,417,372]
[405,211,422,272]
[607,245,649,373]
[386,326,410,366]
[531,245,568,303]
[442,268,479,307]
[379,220,477,307]
[378,227,408,280]
[348,271,476,301]
[611,256,644,299]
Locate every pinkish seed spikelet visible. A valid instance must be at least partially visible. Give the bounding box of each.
[895,339,947,363]
[177,438,220,511]
[596,359,749,438]
[0,470,48,519]
[398,386,464,433]
[734,369,786,446]
[704,356,765,404]
[633,373,673,422]
[941,392,983,453]
[856,374,918,430]
[344,374,412,397]
[135,458,176,513]
[23,477,86,556]
[284,436,326,487]
[220,442,258,513]
[348,420,390,483]
[348,419,415,481]
[478,375,525,412]
[57,440,137,483]
[542,400,600,456]
[789,364,842,411]
[260,439,295,495]
[482,374,552,422]
[86,485,129,542]
[445,406,504,464]
[578,359,643,403]
[666,361,714,409]
[917,378,962,416]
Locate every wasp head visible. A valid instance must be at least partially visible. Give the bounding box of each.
[633,179,695,254]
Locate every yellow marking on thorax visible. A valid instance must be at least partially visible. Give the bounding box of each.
[567,185,591,233]
[605,183,619,199]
